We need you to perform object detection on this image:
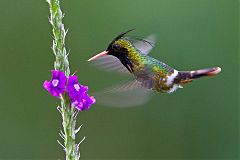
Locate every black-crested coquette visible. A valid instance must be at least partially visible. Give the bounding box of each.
[88,29,221,94]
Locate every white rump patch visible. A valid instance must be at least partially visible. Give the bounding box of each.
[166,70,178,86]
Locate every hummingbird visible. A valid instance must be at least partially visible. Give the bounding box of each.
[88,29,221,95]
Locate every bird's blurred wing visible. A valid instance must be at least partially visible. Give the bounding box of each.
[89,55,130,75]
[130,34,157,55]
[133,65,156,90]
[94,80,151,108]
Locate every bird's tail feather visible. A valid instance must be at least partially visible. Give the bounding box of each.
[176,67,221,84]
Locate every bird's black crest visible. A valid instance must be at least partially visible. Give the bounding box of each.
[109,29,135,46]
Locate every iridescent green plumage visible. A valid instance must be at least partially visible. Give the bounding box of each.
[88,29,221,94]
[112,38,178,93]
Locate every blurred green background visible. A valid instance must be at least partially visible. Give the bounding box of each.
[0,0,238,159]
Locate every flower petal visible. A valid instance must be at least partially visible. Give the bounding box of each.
[67,75,88,101]
[67,75,95,111]
[43,70,67,98]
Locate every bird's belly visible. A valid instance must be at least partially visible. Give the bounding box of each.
[152,75,173,93]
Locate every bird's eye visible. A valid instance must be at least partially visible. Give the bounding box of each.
[113,44,120,50]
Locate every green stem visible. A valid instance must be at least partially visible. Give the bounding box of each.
[61,96,78,160]
[46,0,82,159]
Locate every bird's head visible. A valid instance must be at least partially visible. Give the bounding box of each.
[88,29,135,72]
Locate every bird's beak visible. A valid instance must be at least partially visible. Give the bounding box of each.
[88,50,109,61]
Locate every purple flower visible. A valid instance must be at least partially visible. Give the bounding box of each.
[71,95,96,111]
[43,71,95,111]
[67,75,96,111]
[43,70,67,98]
[67,75,88,100]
